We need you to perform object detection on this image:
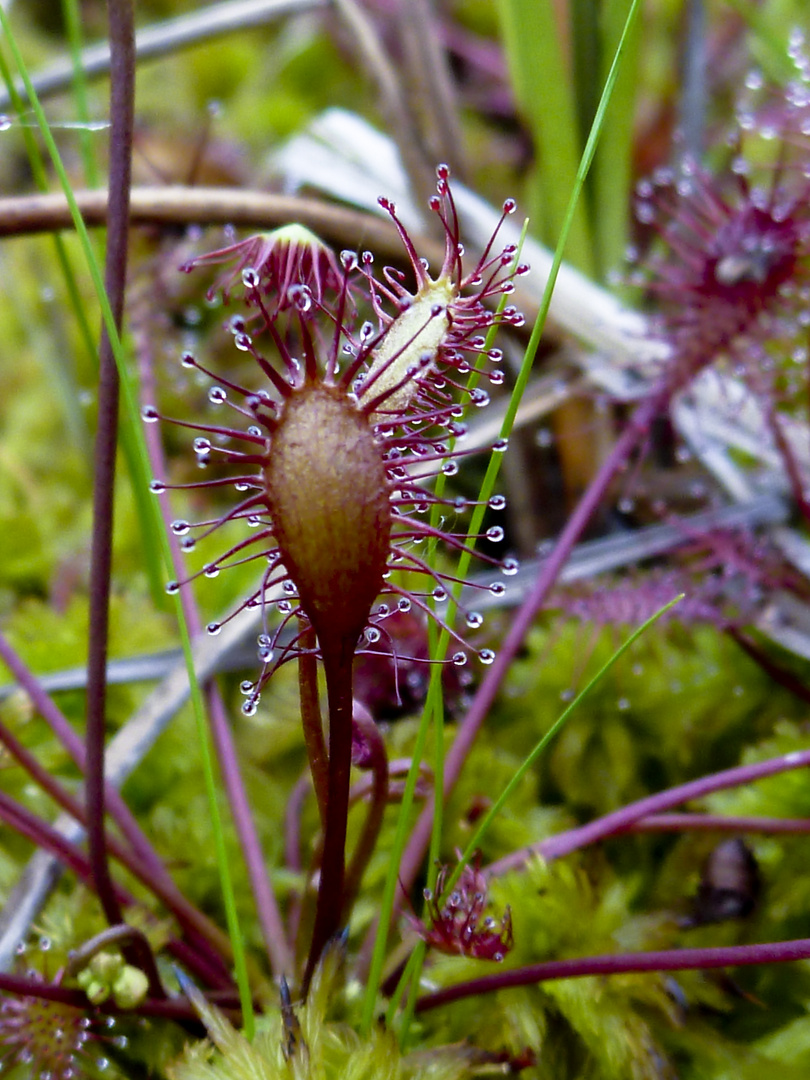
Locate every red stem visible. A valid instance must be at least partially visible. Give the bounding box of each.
[415,937,810,1014]
[299,629,329,826]
[0,788,231,986]
[302,641,356,993]
[488,745,810,874]
[0,630,167,881]
[85,0,135,929]
[0,971,226,1026]
[630,812,810,834]
[0,791,134,908]
[342,704,389,919]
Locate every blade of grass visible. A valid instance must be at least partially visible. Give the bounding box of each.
[445,596,683,892]
[572,0,601,152]
[61,0,101,187]
[359,219,528,1036]
[362,0,644,1033]
[0,33,164,603]
[498,0,594,275]
[0,49,92,460]
[396,595,683,1040]
[0,8,256,1034]
[593,0,641,280]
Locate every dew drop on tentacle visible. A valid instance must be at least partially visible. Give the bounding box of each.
[287,284,312,312]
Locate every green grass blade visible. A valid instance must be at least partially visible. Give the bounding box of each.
[498,0,595,275]
[445,595,684,897]
[61,0,100,187]
[0,23,164,602]
[593,0,641,280]
[465,0,644,541]
[360,220,529,1037]
[0,9,255,1035]
[0,48,92,460]
[376,0,643,1040]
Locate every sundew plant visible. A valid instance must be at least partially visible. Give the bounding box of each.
[5,2,810,1080]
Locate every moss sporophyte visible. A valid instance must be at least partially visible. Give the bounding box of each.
[144,166,526,985]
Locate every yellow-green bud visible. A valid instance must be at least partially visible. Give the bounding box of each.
[112,965,150,1009]
[88,950,124,981]
[366,275,456,419]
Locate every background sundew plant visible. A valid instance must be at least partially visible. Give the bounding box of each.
[8,2,810,1080]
